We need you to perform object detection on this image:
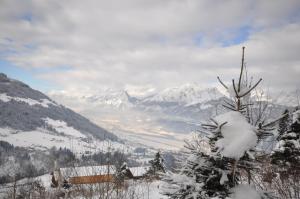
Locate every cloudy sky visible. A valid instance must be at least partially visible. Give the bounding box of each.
[1,0,300,96]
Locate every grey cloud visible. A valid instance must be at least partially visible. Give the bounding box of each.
[0,0,299,95]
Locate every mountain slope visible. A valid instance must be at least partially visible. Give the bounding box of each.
[0,73,119,151]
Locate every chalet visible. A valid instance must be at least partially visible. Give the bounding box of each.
[59,165,116,185]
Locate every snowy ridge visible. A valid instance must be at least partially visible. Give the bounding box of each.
[0,93,57,108]
[84,89,132,109]
[143,84,224,105]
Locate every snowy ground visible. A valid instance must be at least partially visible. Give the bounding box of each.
[0,93,57,108]
[0,173,167,199]
[0,127,134,156]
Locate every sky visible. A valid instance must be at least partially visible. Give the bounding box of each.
[0,0,300,97]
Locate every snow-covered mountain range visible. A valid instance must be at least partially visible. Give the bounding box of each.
[48,84,226,149]
[142,84,224,106]
[50,82,295,150]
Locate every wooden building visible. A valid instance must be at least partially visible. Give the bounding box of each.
[53,165,149,185]
[59,165,116,185]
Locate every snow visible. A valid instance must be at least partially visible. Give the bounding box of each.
[60,165,116,177]
[0,127,134,156]
[129,167,149,177]
[44,118,86,138]
[0,93,57,108]
[144,84,223,105]
[220,170,228,185]
[293,110,300,123]
[230,185,261,199]
[1,175,167,199]
[60,166,148,178]
[215,111,258,159]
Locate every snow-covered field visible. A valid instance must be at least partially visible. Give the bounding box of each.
[44,117,87,138]
[0,173,167,199]
[0,127,134,156]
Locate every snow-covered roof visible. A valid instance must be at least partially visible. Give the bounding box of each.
[129,166,149,177]
[60,165,116,177]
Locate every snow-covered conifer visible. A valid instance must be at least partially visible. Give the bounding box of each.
[115,162,130,185]
[277,109,291,139]
[271,109,300,168]
[162,47,270,199]
[147,152,166,177]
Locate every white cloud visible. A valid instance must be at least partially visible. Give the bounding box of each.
[0,0,299,95]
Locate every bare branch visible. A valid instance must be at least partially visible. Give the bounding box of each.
[232,79,239,97]
[239,78,262,98]
[238,46,245,92]
[223,100,235,108]
[217,76,228,89]
[210,118,218,125]
[220,121,228,129]
[222,104,237,111]
[201,124,218,128]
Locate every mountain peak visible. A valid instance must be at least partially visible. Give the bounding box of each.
[144,84,224,105]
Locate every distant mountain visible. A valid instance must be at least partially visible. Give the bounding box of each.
[49,84,228,149]
[271,89,300,107]
[49,83,292,150]
[0,73,120,152]
[84,89,134,109]
[142,84,224,106]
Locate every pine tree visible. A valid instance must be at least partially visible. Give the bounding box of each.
[147,152,165,177]
[115,162,130,185]
[271,109,300,169]
[162,138,235,199]
[277,109,291,139]
[162,47,270,199]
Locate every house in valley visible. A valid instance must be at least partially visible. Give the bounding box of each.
[59,165,116,185]
[52,165,149,186]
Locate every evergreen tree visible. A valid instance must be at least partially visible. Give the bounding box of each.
[162,47,270,199]
[277,109,291,139]
[162,138,235,199]
[115,162,130,185]
[147,152,165,177]
[271,109,300,169]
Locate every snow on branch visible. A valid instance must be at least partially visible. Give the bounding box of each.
[214,111,258,159]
